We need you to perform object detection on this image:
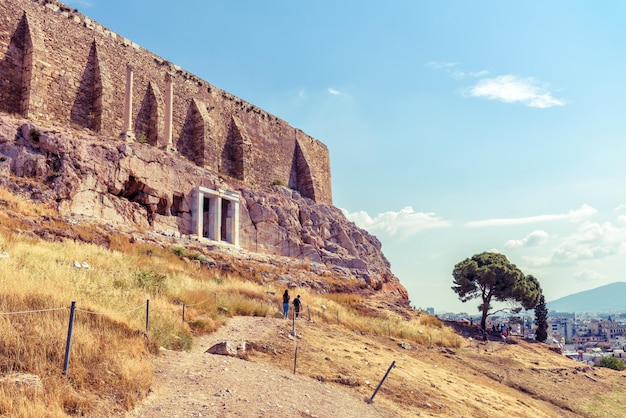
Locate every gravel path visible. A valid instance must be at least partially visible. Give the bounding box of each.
[126,317,392,418]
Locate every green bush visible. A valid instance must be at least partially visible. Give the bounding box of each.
[135,269,167,296]
[598,356,626,371]
[191,252,205,262]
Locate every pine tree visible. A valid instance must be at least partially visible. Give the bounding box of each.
[535,294,548,342]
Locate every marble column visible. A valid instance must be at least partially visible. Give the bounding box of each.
[164,72,173,150]
[122,63,135,140]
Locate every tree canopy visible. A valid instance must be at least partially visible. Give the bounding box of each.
[534,294,549,342]
[452,252,542,330]
[598,356,626,371]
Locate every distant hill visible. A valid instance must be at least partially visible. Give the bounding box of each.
[547,282,626,313]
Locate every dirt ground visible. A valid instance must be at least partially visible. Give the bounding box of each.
[126,316,626,418]
[125,317,398,418]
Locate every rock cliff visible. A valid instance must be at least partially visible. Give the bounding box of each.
[0,114,409,303]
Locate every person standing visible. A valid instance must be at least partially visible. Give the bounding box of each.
[282,290,290,319]
[293,295,301,319]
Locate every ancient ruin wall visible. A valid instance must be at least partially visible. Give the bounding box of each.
[0,0,332,205]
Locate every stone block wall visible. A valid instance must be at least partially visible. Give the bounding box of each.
[0,0,332,205]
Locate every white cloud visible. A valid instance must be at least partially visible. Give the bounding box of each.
[426,61,487,80]
[523,255,552,267]
[342,206,450,239]
[468,70,489,78]
[614,204,626,212]
[327,88,340,96]
[573,270,605,282]
[466,205,596,228]
[525,220,626,267]
[504,230,549,249]
[427,62,563,108]
[425,61,458,70]
[468,75,565,108]
[551,221,626,262]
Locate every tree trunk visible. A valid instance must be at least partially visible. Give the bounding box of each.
[481,308,488,331]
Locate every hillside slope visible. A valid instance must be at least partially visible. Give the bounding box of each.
[1,114,626,417]
[129,316,626,418]
[1,183,626,417]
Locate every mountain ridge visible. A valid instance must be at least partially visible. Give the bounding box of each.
[547,281,626,313]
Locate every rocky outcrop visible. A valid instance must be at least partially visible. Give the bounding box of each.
[0,115,408,301]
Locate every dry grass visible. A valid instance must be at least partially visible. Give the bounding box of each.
[241,318,626,418]
[0,191,460,416]
[0,293,150,417]
[0,186,54,218]
[6,183,623,417]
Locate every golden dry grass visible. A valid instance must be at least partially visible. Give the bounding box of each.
[243,318,626,418]
[2,183,625,417]
[0,182,462,415]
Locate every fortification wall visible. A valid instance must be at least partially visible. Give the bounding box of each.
[0,0,332,204]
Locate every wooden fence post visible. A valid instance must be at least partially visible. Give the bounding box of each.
[145,299,150,332]
[367,361,396,403]
[62,301,76,376]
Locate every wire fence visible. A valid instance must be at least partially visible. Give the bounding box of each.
[0,300,450,416]
[0,307,68,315]
[0,298,214,376]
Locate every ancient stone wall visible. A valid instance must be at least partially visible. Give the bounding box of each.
[0,0,332,204]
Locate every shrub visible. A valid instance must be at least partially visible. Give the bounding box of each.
[598,356,626,371]
[191,252,205,262]
[135,133,147,144]
[135,270,167,296]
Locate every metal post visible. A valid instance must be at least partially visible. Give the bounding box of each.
[293,346,298,375]
[182,304,186,323]
[367,361,396,403]
[308,306,311,322]
[145,299,150,332]
[291,311,296,337]
[62,301,76,376]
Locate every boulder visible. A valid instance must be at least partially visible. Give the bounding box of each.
[205,341,247,358]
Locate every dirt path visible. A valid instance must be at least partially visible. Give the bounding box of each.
[126,317,395,418]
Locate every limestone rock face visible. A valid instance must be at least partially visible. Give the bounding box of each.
[0,116,408,301]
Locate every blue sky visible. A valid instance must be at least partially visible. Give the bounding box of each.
[65,1,626,312]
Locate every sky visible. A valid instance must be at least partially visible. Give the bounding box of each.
[63,0,626,313]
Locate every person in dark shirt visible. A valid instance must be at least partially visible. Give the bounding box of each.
[293,295,301,319]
